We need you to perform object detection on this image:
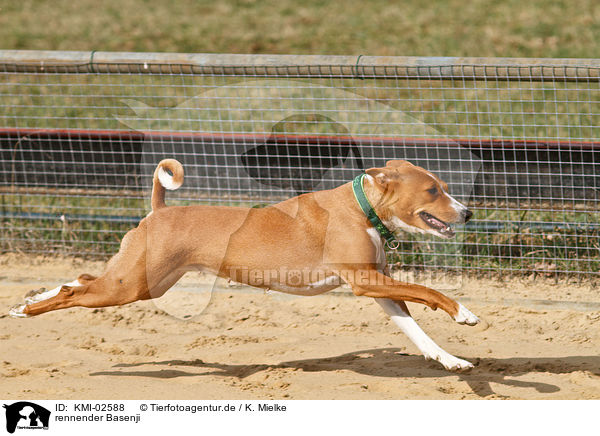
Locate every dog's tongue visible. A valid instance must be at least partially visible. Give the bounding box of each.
[422,212,455,237]
[428,215,445,228]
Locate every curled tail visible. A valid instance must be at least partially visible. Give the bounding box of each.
[152,159,184,211]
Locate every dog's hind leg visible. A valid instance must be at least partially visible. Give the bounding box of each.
[375,298,474,372]
[10,220,159,317]
[11,261,160,318]
[10,261,192,318]
[22,274,98,306]
[13,267,190,318]
[9,274,99,318]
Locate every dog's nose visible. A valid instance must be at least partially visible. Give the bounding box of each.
[463,209,473,223]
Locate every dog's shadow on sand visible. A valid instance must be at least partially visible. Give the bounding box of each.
[91,348,600,398]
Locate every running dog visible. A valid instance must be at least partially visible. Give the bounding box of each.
[10,159,479,371]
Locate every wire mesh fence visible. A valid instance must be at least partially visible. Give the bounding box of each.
[0,51,599,280]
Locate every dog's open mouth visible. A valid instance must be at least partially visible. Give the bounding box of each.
[419,211,455,238]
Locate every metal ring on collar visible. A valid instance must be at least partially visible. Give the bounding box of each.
[385,239,400,250]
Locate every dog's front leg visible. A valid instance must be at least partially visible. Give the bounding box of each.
[376,298,474,372]
[341,268,479,324]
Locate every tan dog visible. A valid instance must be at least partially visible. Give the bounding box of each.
[10,159,479,371]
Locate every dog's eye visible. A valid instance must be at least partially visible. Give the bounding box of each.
[427,187,438,195]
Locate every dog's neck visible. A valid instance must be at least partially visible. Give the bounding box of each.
[361,174,394,222]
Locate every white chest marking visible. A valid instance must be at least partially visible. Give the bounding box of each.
[367,227,387,272]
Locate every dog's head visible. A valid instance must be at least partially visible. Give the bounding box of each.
[365,160,472,239]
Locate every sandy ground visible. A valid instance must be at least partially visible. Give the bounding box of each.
[0,254,599,400]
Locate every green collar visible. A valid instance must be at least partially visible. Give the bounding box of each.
[352,174,398,246]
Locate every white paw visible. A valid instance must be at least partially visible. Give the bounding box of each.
[8,304,29,318]
[423,346,474,372]
[454,303,480,326]
[441,356,474,372]
[425,351,473,372]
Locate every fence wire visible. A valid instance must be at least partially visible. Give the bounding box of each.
[0,52,599,280]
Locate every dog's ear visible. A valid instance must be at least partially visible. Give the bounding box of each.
[385,159,411,168]
[365,167,401,189]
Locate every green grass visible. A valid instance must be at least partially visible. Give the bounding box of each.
[2,1,599,141]
[2,74,599,142]
[0,192,144,255]
[0,0,598,58]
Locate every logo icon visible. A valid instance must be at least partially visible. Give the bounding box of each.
[3,402,50,434]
